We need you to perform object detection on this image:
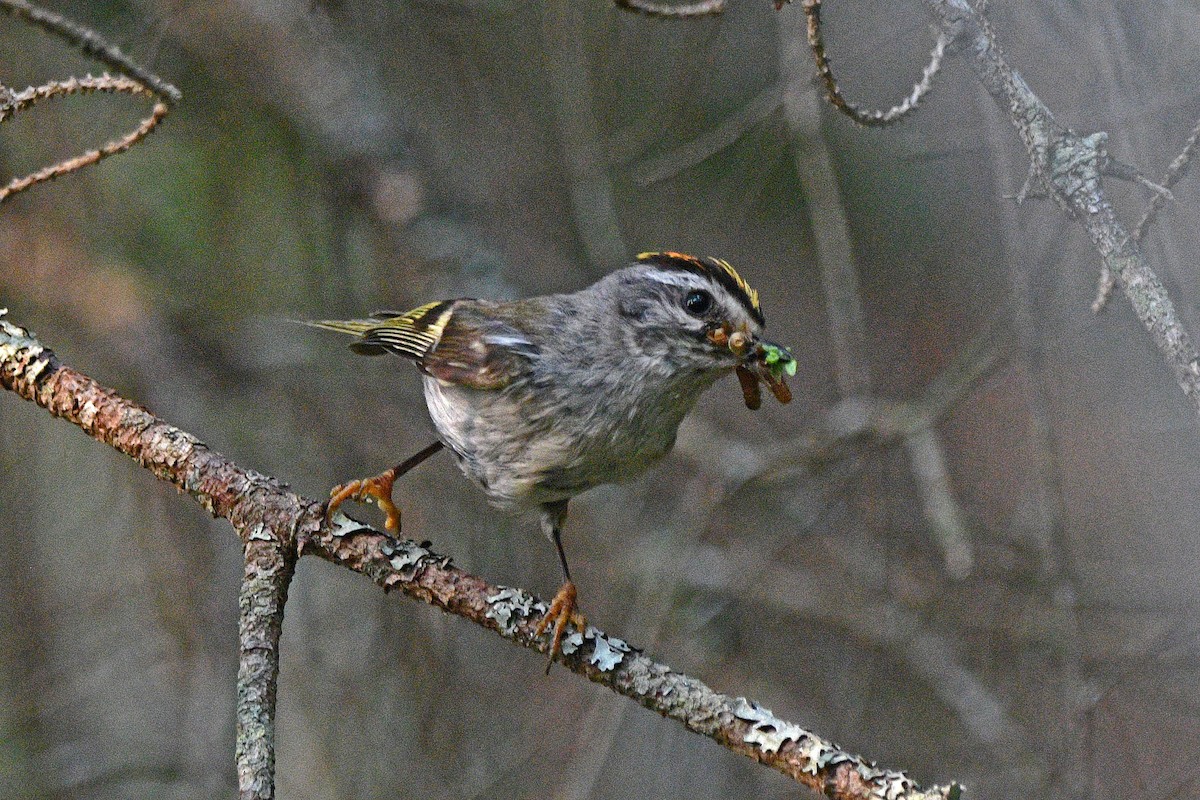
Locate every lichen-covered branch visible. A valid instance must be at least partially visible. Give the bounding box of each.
[920,0,1200,416]
[800,0,1200,415]
[1094,113,1200,309]
[1131,114,1200,244]
[237,540,295,800]
[0,310,301,800]
[0,311,961,800]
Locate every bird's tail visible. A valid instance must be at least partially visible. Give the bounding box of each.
[304,318,378,337]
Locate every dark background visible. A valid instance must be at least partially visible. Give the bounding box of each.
[3,1,1200,798]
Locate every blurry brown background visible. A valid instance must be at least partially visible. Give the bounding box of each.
[3,1,1200,798]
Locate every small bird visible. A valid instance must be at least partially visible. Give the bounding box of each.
[309,251,795,668]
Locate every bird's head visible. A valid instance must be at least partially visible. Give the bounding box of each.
[604,251,795,406]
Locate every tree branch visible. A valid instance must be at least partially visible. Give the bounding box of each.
[237,540,294,799]
[0,310,961,799]
[797,0,1200,417]
[919,0,1200,417]
[0,75,169,203]
[1131,114,1200,244]
[0,0,180,105]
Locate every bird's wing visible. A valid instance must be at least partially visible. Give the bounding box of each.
[421,303,540,390]
[309,300,538,390]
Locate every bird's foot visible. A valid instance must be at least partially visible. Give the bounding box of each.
[533,580,588,674]
[326,468,401,533]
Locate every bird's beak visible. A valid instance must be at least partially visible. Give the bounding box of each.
[710,326,795,409]
[748,336,796,371]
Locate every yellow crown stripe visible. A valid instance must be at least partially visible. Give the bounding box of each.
[710,257,759,312]
[637,251,761,313]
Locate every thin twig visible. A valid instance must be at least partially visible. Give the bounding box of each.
[748,313,1008,477]
[0,312,961,800]
[1091,263,1116,313]
[0,0,180,104]
[778,15,871,397]
[904,427,972,578]
[0,73,154,121]
[0,75,169,203]
[1131,115,1200,243]
[1103,158,1172,199]
[802,0,949,128]
[1096,114,1200,311]
[614,0,726,18]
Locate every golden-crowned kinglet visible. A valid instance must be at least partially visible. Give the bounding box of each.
[310,251,795,667]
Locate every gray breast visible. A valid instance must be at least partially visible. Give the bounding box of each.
[422,361,723,513]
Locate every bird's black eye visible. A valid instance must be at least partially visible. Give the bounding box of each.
[684,289,713,316]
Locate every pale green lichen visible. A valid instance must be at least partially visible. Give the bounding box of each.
[327,513,364,538]
[733,697,960,799]
[733,697,810,755]
[588,631,631,670]
[486,586,541,635]
[559,628,632,671]
[380,539,443,579]
[0,311,44,363]
[246,523,272,541]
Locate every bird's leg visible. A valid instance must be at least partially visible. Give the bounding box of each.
[325,441,445,534]
[533,499,588,673]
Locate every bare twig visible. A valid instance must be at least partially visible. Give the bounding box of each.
[0,0,180,104]
[0,73,154,122]
[0,1,178,203]
[799,1,1200,406]
[904,427,972,578]
[802,0,949,128]
[1091,263,1117,313]
[782,6,979,574]
[746,313,1007,478]
[1008,161,1046,204]
[0,311,961,800]
[779,17,871,397]
[614,0,725,17]
[740,559,1031,756]
[1103,158,1171,199]
[0,75,169,203]
[628,526,1031,759]
[1131,115,1200,244]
